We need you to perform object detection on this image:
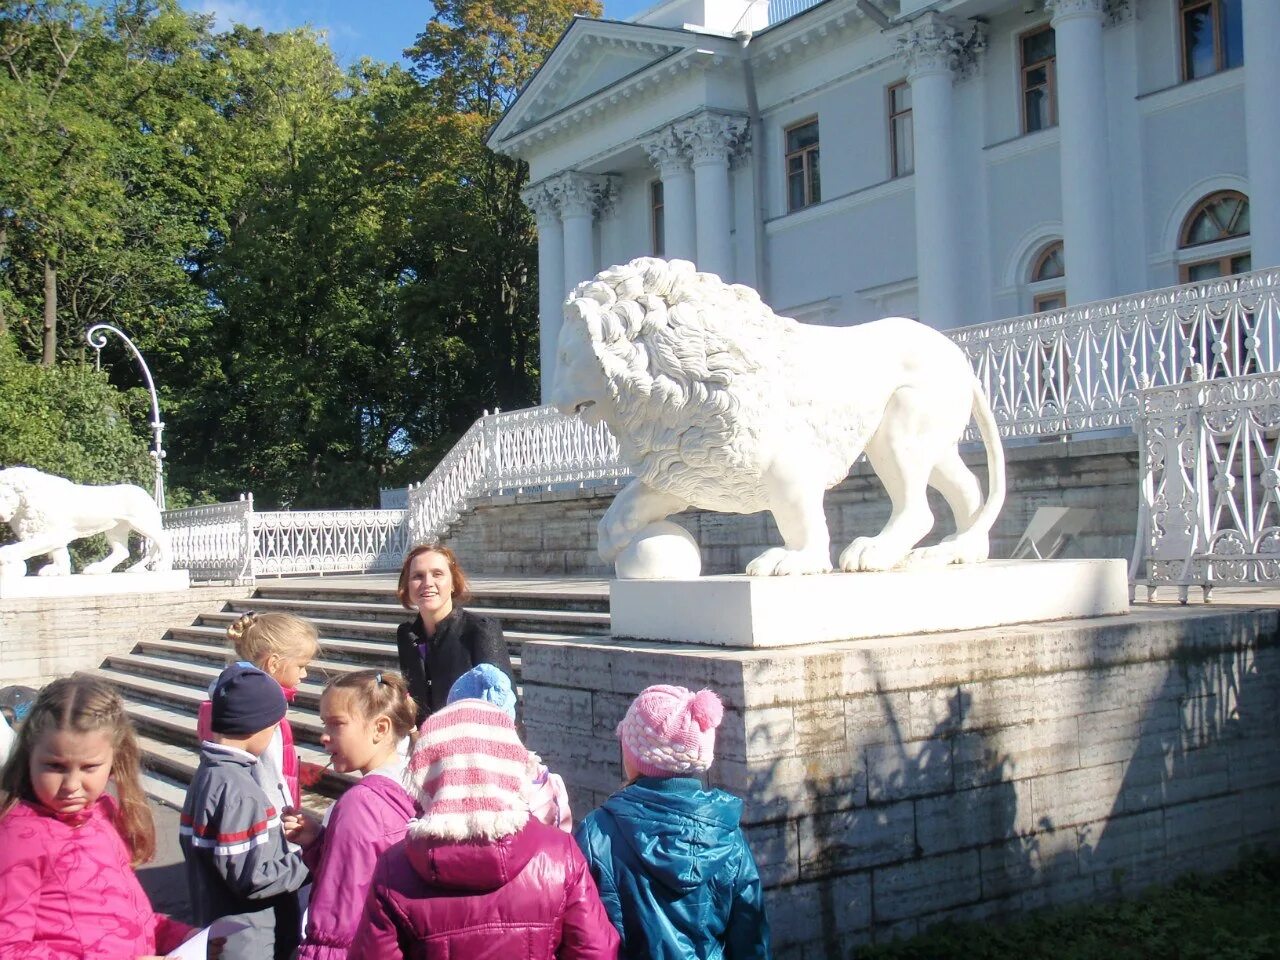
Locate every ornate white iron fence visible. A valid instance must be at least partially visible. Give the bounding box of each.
[254,509,409,577]
[1130,370,1280,603]
[163,498,407,582]
[163,496,254,583]
[404,408,627,542]
[950,268,1280,440]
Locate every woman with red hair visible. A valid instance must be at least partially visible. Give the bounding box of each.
[394,543,513,726]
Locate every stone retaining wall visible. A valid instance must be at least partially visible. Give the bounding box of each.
[521,604,1280,955]
[445,436,1139,576]
[0,585,253,687]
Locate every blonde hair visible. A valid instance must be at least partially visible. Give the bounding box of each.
[0,675,155,865]
[227,612,319,667]
[327,670,416,739]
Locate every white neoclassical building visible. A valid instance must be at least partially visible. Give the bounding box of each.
[487,0,1279,400]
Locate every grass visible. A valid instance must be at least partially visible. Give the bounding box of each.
[857,854,1280,960]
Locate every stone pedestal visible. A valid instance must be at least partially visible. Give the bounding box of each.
[0,569,190,600]
[522,600,1280,956]
[611,559,1129,647]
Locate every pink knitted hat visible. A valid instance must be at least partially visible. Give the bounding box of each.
[407,700,534,841]
[616,684,725,777]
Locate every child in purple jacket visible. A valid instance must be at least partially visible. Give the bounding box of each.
[284,670,419,960]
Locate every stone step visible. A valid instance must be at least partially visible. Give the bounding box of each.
[251,582,610,614]
[103,578,601,808]
[154,627,527,676]
[199,606,610,639]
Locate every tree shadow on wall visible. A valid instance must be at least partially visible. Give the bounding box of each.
[1080,613,1280,895]
[777,677,1068,957]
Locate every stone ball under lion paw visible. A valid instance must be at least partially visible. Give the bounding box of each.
[614,521,702,580]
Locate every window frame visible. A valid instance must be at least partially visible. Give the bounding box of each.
[887,80,913,179]
[649,179,665,258]
[1028,240,1066,313]
[1178,0,1243,82]
[785,117,821,213]
[1019,24,1058,135]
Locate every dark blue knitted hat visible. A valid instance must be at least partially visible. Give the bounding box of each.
[210,663,287,736]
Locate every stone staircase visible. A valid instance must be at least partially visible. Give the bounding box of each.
[89,578,611,809]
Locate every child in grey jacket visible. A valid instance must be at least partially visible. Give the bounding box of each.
[181,663,310,960]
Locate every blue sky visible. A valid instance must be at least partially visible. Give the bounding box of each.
[180,1,653,66]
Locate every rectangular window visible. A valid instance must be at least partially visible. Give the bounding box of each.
[1180,0,1244,82]
[650,180,665,258]
[1034,291,1066,312]
[1020,26,1057,134]
[786,119,821,212]
[888,81,914,178]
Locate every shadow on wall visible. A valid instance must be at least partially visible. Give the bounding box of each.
[1082,614,1280,894]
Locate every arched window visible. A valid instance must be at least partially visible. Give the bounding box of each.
[1179,190,1251,282]
[1178,191,1253,379]
[1030,240,1066,312]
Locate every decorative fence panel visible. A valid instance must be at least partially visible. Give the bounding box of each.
[253,509,409,577]
[163,496,254,583]
[1131,371,1280,601]
[951,268,1280,440]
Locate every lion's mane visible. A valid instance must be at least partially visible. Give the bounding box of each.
[0,468,57,539]
[566,258,802,507]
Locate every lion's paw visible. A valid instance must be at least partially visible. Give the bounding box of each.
[909,534,991,567]
[0,560,25,582]
[36,563,70,577]
[745,548,832,576]
[839,537,910,572]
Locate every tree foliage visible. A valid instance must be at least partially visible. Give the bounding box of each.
[0,0,597,508]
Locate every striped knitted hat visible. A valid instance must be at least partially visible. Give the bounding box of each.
[407,700,533,841]
[617,684,724,777]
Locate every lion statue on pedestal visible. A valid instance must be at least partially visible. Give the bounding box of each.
[0,467,171,580]
[549,258,1006,576]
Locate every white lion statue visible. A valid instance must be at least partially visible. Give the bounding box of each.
[549,258,1006,576]
[0,467,171,580]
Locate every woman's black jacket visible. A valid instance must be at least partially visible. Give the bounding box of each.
[395,606,513,725]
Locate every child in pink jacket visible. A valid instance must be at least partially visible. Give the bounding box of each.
[0,676,199,959]
[284,670,419,959]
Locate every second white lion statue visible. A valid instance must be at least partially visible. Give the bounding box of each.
[549,258,1006,576]
[0,467,171,580]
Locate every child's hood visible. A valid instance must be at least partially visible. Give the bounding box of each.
[601,776,744,894]
[404,818,541,893]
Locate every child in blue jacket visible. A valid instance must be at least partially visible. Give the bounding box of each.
[574,684,771,960]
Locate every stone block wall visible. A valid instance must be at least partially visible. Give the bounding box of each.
[1,585,252,687]
[521,605,1280,956]
[445,436,1139,576]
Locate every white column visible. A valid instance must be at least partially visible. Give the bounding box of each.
[896,14,983,330]
[560,173,597,298]
[522,181,565,403]
[683,113,747,280]
[643,127,697,263]
[1050,0,1115,304]
[1244,0,1280,269]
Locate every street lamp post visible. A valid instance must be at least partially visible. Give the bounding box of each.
[85,324,166,510]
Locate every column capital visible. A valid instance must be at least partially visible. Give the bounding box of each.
[1043,0,1132,24]
[893,12,987,83]
[641,125,691,177]
[1046,0,1107,24]
[520,178,563,223]
[556,171,615,219]
[676,112,749,167]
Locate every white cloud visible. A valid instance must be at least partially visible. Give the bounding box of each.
[188,0,285,33]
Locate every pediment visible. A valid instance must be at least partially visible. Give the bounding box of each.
[490,19,693,146]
